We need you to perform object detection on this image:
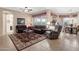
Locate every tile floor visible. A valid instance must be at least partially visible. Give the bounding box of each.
[0,32,79,51]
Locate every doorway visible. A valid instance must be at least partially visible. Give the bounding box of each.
[3,11,14,35]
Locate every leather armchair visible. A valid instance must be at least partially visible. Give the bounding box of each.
[47,25,62,39]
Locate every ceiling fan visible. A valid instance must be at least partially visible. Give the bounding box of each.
[24,7,32,12]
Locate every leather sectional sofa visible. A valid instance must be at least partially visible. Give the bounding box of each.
[16,25,46,34]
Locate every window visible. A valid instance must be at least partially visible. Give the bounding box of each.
[33,16,47,25]
[63,18,78,26]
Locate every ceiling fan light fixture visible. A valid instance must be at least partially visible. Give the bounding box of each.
[24,7,32,13]
[24,7,28,12]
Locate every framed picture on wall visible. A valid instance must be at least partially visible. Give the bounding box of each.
[17,18,25,25]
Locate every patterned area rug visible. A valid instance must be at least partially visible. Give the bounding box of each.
[9,32,46,51]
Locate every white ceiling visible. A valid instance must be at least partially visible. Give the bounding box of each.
[48,7,79,14]
[3,7,46,15]
[2,7,79,15]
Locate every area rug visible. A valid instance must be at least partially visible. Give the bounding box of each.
[9,32,46,51]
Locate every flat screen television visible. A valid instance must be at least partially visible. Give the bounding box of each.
[17,18,25,25]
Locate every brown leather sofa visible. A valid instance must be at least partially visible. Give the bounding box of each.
[16,25,27,33]
[30,25,46,34]
[47,25,62,39]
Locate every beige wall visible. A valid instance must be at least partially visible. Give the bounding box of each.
[0,8,32,36]
[13,12,32,33]
[0,9,3,36]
